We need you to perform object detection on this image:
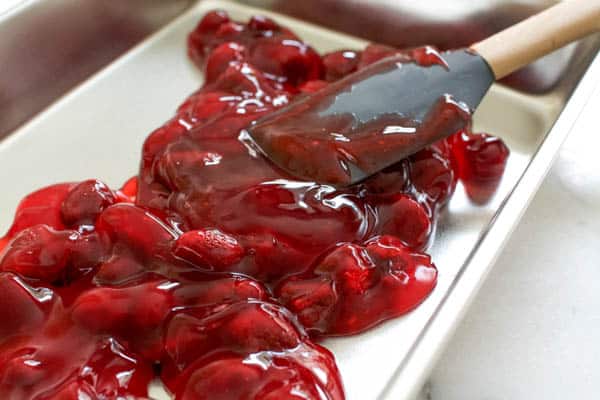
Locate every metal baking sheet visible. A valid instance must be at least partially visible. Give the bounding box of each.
[1,1,598,399]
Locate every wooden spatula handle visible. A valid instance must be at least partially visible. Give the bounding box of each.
[471,0,600,79]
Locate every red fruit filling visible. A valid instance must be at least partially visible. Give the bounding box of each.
[323,50,360,82]
[174,229,245,271]
[0,273,153,399]
[60,179,117,227]
[0,9,510,399]
[4,183,74,237]
[188,11,324,87]
[161,301,343,400]
[450,130,510,203]
[276,236,437,335]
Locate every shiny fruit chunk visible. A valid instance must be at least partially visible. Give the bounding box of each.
[163,301,305,372]
[174,229,244,271]
[205,42,247,83]
[1,225,105,283]
[450,130,509,203]
[172,275,268,308]
[188,10,231,65]
[250,38,324,86]
[174,345,343,400]
[409,148,456,209]
[363,159,411,194]
[4,183,74,238]
[0,273,53,340]
[95,203,177,262]
[376,194,432,250]
[277,236,437,335]
[162,301,343,400]
[1,225,73,282]
[61,179,116,227]
[71,281,174,361]
[34,339,154,400]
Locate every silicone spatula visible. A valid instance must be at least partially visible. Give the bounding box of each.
[245,0,600,186]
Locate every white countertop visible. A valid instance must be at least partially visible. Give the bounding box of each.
[420,85,600,400]
[0,0,24,15]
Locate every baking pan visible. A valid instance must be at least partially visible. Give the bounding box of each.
[0,0,194,138]
[0,1,598,399]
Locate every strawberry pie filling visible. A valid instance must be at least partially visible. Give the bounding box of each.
[0,10,508,400]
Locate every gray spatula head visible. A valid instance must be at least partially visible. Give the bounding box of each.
[245,48,494,186]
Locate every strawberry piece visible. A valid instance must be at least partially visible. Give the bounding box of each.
[4,183,74,239]
[34,339,154,400]
[277,236,437,335]
[162,301,305,372]
[72,276,268,362]
[249,37,324,86]
[205,42,247,83]
[172,275,268,308]
[174,229,244,271]
[0,273,53,340]
[188,10,231,65]
[1,224,105,284]
[93,254,147,286]
[95,203,177,263]
[450,130,510,204]
[238,231,314,281]
[376,194,433,250]
[247,15,279,32]
[60,179,117,227]
[0,225,73,282]
[174,345,343,400]
[162,301,343,400]
[187,9,323,86]
[71,281,175,361]
[363,159,411,195]
[0,278,152,399]
[409,148,457,209]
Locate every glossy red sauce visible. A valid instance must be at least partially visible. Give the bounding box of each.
[0,10,508,400]
[247,47,474,186]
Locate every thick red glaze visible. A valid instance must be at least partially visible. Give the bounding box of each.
[247,47,472,186]
[450,130,510,203]
[322,50,360,82]
[0,10,509,399]
[161,301,343,399]
[0,273,154,399]
[276,235,437,336]
[188,11,323,87]
[0,181,341,398]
